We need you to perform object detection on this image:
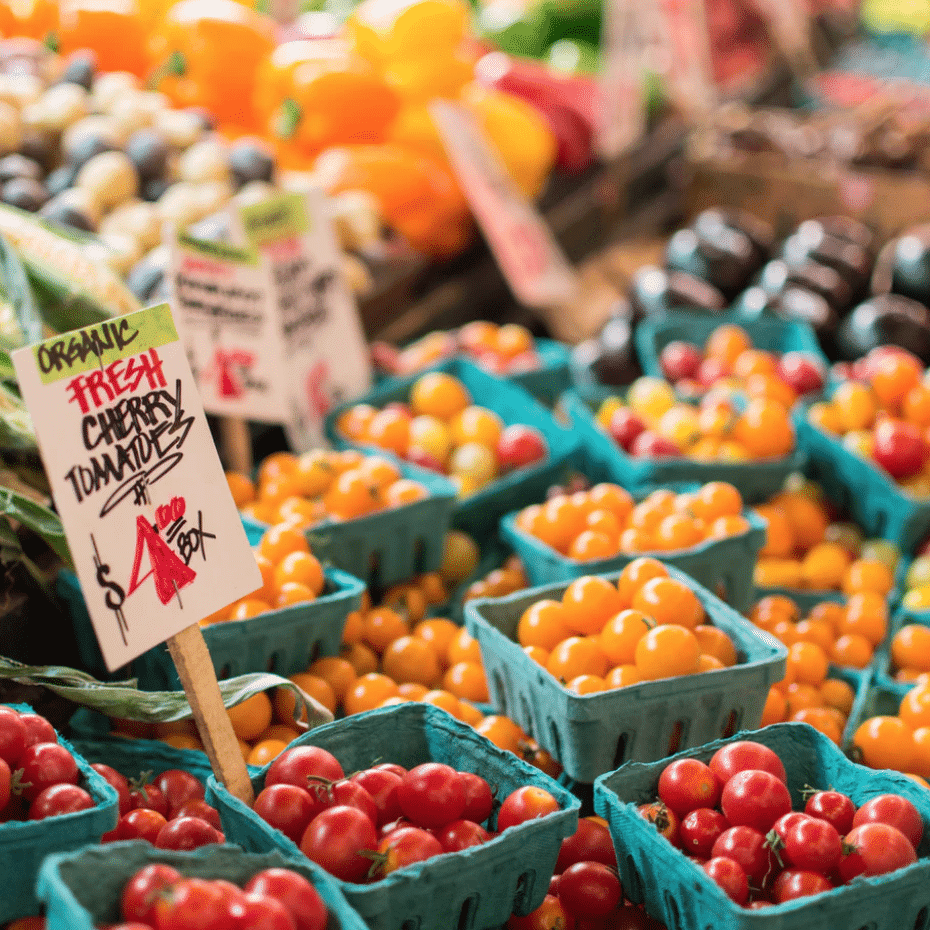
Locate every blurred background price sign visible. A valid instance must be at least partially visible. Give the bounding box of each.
[236,190,372,452]
[431,99,579,311]
[657,0,717,121]
[12,304,261,803]
[751,0,817,79]
[598,0,649,159]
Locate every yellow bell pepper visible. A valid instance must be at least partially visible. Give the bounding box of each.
[460,82,556,200]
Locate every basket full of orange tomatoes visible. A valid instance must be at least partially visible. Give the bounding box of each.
[464,560,787,783]
[501,480,766,611]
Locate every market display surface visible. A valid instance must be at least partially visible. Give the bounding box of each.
[6,1,930,929]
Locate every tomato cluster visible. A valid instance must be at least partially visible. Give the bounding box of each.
[111,863,327,930]
[372,322,545,378]
[514,481,750,561]
[659,324,825,400]
[251,744,560,883]
[641,740,921,907]
[94,766,223,851]
[0,706,96,824]
[336,372,549,497]
[510,816,665,930]
[228,450,429,528]
[753,479,900,593]
[811,346,930,495]
[516,559,738,694]
[596,375,796,463]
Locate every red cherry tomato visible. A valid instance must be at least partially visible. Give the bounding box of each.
[720,770,791,833]
[127,781,168,818]
[398,763,466,829]
[852,794,923,850]
[658,759,721,817]
[155,816,224,850]
[267,746,344,788]
[0,707,27,767]
[174,799,221,830]
[151,877,229,930]
[29,784,94,820]
[327,780,378,825]
[557,862,623,919]
[703,857,748,904]
[780,815,842,874]
[19,714,56,749]
[508,894,576,930]
[434,818,491,852]
[461,771,494,823]
[114,808,169,844]
[373,762,407,778]
[771,869,834,903]
[497,786,560,832]
[229,892,296,930]
[244,868,328,930]
[839,823,917,881]
[121,863,182,924]
[374,825,443,877]
[18,742,78,801]
[350,768,403,826]
[709,741,787,784]
[679,808,729,859]
[299,805,378,882]
[804,790,856,835]
[254,784,318,844]
[154,769,206,818]
[711,826,777,886]
[0,757,10,813]
[91,763,131,816]
[556,817,617,872]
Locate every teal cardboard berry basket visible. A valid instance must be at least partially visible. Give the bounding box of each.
[0,703,119,922]
[37,841,367,930]
[325,358,580,538]
[562,390,806,504]
[464,565,787,783]
[206,702,580,930]
[634,312,826,382]
[499,505,767,612]
[240,458,457,593]
[594,722,930,930]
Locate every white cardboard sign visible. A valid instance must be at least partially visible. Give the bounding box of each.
[598,0,649,159]
[169,234,290,423]
[12,304,262,671]
[236,190,372,451]
[658,0,717,121]
[431,100,578,310]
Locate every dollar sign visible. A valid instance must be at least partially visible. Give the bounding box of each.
[96,562,125,611]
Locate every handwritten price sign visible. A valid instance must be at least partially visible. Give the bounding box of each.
[431,101,578,311]
[236,189,371,450]
[13,304,261,671]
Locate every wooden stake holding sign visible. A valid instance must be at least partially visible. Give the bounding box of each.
[12,304,262,804]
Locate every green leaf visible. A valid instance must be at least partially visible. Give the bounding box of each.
[0,656,334,727]
[0,486,71,567]
[0,231,41,346]
[0,349,14,383]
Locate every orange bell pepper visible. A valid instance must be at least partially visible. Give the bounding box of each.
[257,39,401,157]
[149,0,275,133]
[314,143,472,258]
[348,0,470,66]
[58,0,150,77]
[0,0,58,41]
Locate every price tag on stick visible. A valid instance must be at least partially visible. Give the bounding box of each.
[431,100,579,311]
[658,0,717,122]
[13,304,261,803]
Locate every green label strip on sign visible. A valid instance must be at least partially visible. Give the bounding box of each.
[32,302,179,384]
[240,192,310,247]
[177,233,259,266]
